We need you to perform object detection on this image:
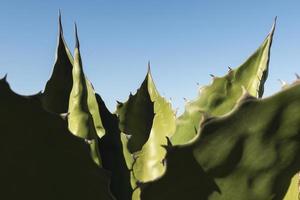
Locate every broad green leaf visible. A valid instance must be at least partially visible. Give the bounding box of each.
[42,13,74,113]
[0,78,114,200]
[141,81,300,200]
[132,71,176,182]
[117,68,176,199]
[42,15,105,139]
[171,19,276,145]
[68,27,102,166]
[116,71,154,153]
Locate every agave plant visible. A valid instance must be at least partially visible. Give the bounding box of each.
[0,14,299,200]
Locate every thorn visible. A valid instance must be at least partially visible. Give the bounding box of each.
[209,74,215,78]
[166,136,172,147]
[3,73,7,81]
[116,100,123,106]
[270,16,277,35]
[89,82,95,90]
[161,158,167,166]
[125,134,132,140]
[278,79,287,87]
[84,138,93,145]
[196,82,200,86]
[58,9,63,35]
[228,66,232,71]
[161,137,173,151]
[147,60,151,73]
[295,73,300,79]
[183,97,188,102]
[59,112,69,120]
[74,23,80,49]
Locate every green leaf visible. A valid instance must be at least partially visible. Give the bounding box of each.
[42,13,74,113]
[68,26,102,166]
[132,70,176,182]
[116,69,155,153]
[0,77,114,200]
[283,173,299,200]
[97,94,132,200]
[171,19,276,145]
[42,15,105,139]
[86,79,106,139]
[117,67,176,199]
[141,81,300,200]
[116,69,155,195]
[282,81,300,200]
[120,132,138,190]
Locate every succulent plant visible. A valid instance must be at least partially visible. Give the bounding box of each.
[171,18,276,145]
[0,77,114,200]
[1,14,299,200]
[116,66,176,199]
[141,79,300,200]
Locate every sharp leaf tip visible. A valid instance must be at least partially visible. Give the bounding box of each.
[74,23,80,49]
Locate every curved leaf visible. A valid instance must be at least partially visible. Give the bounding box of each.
[42,13,74,113]
[68,27,102,166]
[116,71,154,153]
[141,81,300,200]
[172,19,276,145]
[117,68,176,199]
[42,15,105,139]
[87,80,106,138]
[0,78,114,200]
[132,71,176,182]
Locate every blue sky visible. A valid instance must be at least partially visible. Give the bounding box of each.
[0,0,300,112]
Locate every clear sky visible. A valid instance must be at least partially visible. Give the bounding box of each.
[0,0,300,113]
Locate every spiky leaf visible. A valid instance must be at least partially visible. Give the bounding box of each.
[68,28,102,166]
[117,69,176,199]
[132,71,176,182]
[141,81,300,200]
[42,14,74,113]
[0,78,114,200]
[42,16,105,139]
[116,72,154,153]
[171,20,276,145]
